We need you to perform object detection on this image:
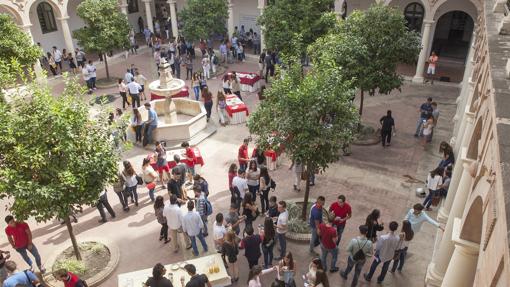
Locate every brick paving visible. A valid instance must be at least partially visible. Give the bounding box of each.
[0,49,461,287]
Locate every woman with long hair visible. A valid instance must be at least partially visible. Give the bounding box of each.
[314,269,330,287]
[221,231,239,283]
[247,160,260,202]
[259,167,272,213]
[222,74,232,94]
[121,160,139,209]
[242,192,258,232]
[261,217,276,269]
[154,196,170,243]
[132,108,143,143]
[421,114,434,148]
[278,252,296,286]
[201,86,213,122]
[247,265,276,287]
[142,158,158,202]
[216,91,229,126]
[365,209,384,242]
[423,167,444,210]
[305,258,323,286]
[144,263,172,286]
[391,220,414,273]
[191,72,200,101]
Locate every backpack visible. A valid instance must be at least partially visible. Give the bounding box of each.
[352,239,368,261]
[213,55,218,65]
[205,198,213,216]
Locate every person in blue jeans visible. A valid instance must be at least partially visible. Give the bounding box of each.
[4,216,45,273]
[318,214,339,272]
[143,102,159,147]
[364,221,400,284]
[414,97,433,137]
[274,201,288,260]
[390,220,414,273]
[341,225,373,287]
[309,196,325,255]
[181,201,208,256]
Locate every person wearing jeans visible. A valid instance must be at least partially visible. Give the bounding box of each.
[340,225,373,287]
[182,201,208,256]
[364,221,400,284]
[329,195,352,246]
[309,197,325,255]
[143,103,159,147]
[275,201,288,260]
[318,214,339,272]
[96,189,116,223]
[414,97,433,137]
[194,186,209,237]
[4,216,45,273]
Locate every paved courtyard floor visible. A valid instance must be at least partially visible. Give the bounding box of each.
[0,48,461,287]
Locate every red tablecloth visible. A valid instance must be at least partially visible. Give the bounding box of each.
[231,72,260,86]
[150,86,190,100]
[225,94,249,117]
[149,147,204,171]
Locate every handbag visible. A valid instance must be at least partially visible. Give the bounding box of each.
[270,178,276,189]
[146,182,156,190]
[136,175,143,185]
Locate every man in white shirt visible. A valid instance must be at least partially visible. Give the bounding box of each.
[364,221,401,284]
[52,46,63,72]
[213,213,227,251]
[127,80,142,108]
[201,56,211,79]
[124,69,134,83]
[405,203,443,233]
[163,195,191,253]
[274,201,288,260]
[232,170,248,199]
[134,71,148,101]
[181,201,208,256]
[85,61,97,90]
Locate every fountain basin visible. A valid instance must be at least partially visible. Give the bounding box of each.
[148,79,186,97]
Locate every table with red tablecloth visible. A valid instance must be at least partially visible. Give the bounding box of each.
[150,86,190,100]
[232,72,261,92]
[149,147,204,172]
[225,94,249,124]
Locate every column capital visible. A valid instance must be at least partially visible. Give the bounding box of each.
[142,0,152,3]
[167,0,176,4]
[57,16,70,21]
[451,217,480,254]
[258,0,265,10]
[423,19,435,25]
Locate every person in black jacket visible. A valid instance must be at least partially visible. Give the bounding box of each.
[365,209,384,242]
[380,110,395,147]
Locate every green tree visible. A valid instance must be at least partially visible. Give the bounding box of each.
[258,0,336,57]
[0,14,42,99]
[0,75,119,260]
[179,0,228,41]
[309,4,421,116]
[248,59,359,220]
[73,0,130,80]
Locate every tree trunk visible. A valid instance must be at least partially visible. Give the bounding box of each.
[359,90,364,116]
[64,215,82,260]
[104,54,110,80]
[301,164,311,221]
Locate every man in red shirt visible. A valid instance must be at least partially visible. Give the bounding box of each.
[4,215,45,273]
[182,141,197,175]
[329,194,352,246]
[317,214,339,273]
[237,138,250,171]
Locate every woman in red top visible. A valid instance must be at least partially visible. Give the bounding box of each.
[182,142,196,175]
[228,163,238,193]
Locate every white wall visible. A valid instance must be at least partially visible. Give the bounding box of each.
[127,0,145,33]
[29,1,65,54]
[232,0,259,35]
[67,0,85,48]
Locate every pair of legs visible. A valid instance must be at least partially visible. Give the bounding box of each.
[159,222,168,241]
[320,245,338,271]
[248,184,259,202]
[275,232,287,260]
[189,231,208,256]
[122,186,138,208]
[260,188,269,213]
[227,261,239,281]
[247,258,259,270]
[144,124,157,146]
[97,192,116,222]
[120,92,128,109]
[381,130,392,147]
[218,108,229,125]
[134,125,142,143]
[193,86,200,101]
[204,101,213,121]
[265,65,274,81]
[169,228,191,253]
[16,245,43,271]
[309,227,318,253]
[414,117,426,137]
[391,247,408,272]
[364,256,391,283]
[341,256,366,287]
[423,189,437,209]
[261,243,274,268]
[203,67,210,79]
[201,215,208,236]
[130,93,141,108]
[336,225,345,246]
[294,172,302,191]
[186,69,193,80]
[147,185,155,202]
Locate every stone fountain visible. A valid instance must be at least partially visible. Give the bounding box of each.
[129,58,212,146]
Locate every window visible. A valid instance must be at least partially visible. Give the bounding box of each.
[404,2,424,33]
[128,0,139,14]
[37,2,57,34]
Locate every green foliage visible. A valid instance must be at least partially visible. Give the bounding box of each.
[0,14,41,67]
[249,58,359,173]
[179,0,228,41]
[53,259,87,276]
[74,0,130,54]
[287,201,328,233]
[0,74,119,223]
[258,0,336,56]
[309,4,421,114]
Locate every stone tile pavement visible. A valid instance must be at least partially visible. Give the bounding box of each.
[0,49,461,287]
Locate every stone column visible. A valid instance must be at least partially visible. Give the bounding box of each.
[120,0,128,14]
[258,0,265,50]
[228,0,235,37]
[425,154,475,286]
[413,20,434,83]
[440,218,480,287]
[143,0,154,32]
[22,24,43,78]
[168,0,178,38]
[454,104,475,156]
[58,17,75,57]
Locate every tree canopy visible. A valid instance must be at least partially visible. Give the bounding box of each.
[248,59,359,218]
[309,4,421,116]
[258,0,336,57]
[0,75,119,259]
[179,0,228,41]
[74,0,130,79]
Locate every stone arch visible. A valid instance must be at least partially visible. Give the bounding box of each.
[431,0,478,22]
[386,0,431,22]
[25,0,64,19]
[460,195,483,244]
[0,4,24,25]
[466,116,482,160]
